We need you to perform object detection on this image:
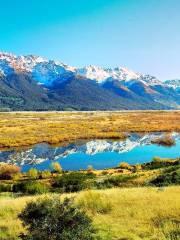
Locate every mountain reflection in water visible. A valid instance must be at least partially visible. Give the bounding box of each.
[0,132,179,171]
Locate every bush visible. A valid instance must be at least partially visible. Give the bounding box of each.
[0,183,12,192]
[133,164,142,172]
[153,156,163,162]
[40,170,51,179]
[94,174,138,189]
[51,162,62,173]
[77,191,112,214]
[53,172,95,192]
[118,162,132,170]
[143,158,179,170]
[19,197,95,240]
[163,165,180,174]
[27,168,38,179]
[13,181,49,194]
[87,165,94,173]
[0,163,20,180]
[150,169,180,187]
[101,170,109,175]
[13,172,22,181]
[105,174,137,186]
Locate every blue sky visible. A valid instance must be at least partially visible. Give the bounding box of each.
[0,0,180,79]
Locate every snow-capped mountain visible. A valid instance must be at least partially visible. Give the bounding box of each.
[0,51,179,111]
[164,79,180,90]
[0,52,75,86]
[0,52,162,86]
[32,61,75,86]
[74,65,164,87]
[139,75,163,86]
[76,65,110,83]
[0,52,45,73]
[76,66,141,84]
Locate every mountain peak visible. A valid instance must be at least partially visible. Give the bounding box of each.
[0,52,46,73]
[76,65,109,83]
[75,65,142,84]
[0,51,179,111]
[140,74,163,86]
[0,51,179,91]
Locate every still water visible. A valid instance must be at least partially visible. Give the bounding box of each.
[0,132,179,171]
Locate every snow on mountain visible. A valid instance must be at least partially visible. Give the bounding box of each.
[0,52,45,73]
[0,52,75,85]
[74,65,165,87]
[0,52,178,89]
[139,74,163,86]
[0,59,15,76]
[164,79,180,90]
[32,61,74,86]
[0,69,4,76]
[0,52,158,86]
[75,66,141,84]
[106,67,141,81]
[76,65,109,83]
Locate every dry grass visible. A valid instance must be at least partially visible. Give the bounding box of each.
[90,187,180,240]
[0,111,180,149]
[0,187,180,240]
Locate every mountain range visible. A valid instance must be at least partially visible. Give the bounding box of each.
[0,52,179,111]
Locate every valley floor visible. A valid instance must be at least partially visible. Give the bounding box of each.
[0,186,180,240]
[0,110,180,149]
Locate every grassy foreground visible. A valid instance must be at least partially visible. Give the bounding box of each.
[0,111,180,148]
[0,187,180,240]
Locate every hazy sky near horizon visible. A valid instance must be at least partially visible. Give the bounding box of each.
[0,0,180,80]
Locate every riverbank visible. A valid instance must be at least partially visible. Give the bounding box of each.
[0,157,179,194]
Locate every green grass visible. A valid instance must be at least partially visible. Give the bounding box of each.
[0,159,179,195]
[0,187,180,240]
[0,160,179,239]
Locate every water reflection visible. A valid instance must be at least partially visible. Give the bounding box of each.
[0,132,179,171]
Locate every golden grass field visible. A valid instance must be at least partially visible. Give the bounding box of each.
[0,111,179,240]
[0,110,180,149]
[0,187,180,240]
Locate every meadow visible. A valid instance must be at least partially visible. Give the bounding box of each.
[0,110,180,240]
[0,187,179,240]
[0,158,180,240]
[0,110,180,149]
